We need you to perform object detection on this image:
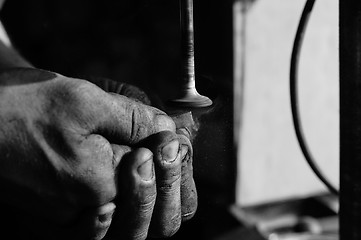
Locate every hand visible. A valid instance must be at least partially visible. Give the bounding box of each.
[0,68,197,240]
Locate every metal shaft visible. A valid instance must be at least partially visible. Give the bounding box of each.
[340,1,361,239]
[169,0,212,108]
[180,0,196,89]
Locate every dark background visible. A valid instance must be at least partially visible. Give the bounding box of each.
[0,0,239,239]
[1,0,234,103]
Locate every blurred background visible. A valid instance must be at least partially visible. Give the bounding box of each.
[0,0,340,239]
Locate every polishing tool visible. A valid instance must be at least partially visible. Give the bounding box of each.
[169,0,213,108]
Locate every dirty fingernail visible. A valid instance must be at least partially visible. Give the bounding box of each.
[180,145,188,160]
[99,211,114,223]
[138,158,154,181]
[162,140,179,162]
[98,203,116,223]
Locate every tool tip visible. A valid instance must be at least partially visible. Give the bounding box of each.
[168,91,213,108]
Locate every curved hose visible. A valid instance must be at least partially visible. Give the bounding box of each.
[290,0,339,196]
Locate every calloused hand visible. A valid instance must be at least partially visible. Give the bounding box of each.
[0,68,197,240]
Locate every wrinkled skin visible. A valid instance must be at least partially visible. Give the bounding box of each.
[0,68,197,240]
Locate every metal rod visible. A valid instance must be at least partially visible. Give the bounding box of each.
[180,0,196,89]
[169,0,212,108]
[339,1,361,239]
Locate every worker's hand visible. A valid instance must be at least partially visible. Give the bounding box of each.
[0,68,197,240]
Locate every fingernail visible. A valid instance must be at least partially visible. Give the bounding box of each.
[99,211,114,223]
[162,140,179,162]
[98,203,116,223]
[180,145,188,160]
[138,158,154,181]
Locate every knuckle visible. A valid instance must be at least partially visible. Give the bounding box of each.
[157,174,181,197]
[129,106,144,143]
[42,78,90,118]
[129,107,176,144]
[138,193,157,213]
[132,231,149,240]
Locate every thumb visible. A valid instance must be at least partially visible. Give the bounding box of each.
[48,76,176,145]
[86,89,176,145]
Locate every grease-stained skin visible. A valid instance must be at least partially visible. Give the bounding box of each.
[0,68,197,240]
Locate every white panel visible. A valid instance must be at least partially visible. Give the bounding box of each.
[234,0,339,207]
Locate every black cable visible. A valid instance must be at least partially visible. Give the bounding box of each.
[290,0,339,196]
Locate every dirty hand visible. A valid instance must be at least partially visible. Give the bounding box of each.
[0,68,197,240]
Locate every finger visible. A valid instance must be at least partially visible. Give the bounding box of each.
[177,132,198,221]
[105,93,176,144]
[141,131,183,238]
[111,143,131,171]
[64,135,132,208]
[106,148,156,240]
[78,85,176,144]
[76,202,116,240]
[171,111,198,141]
[84,76,151,105]
[52,76,175,145]
[71,134,121,205]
